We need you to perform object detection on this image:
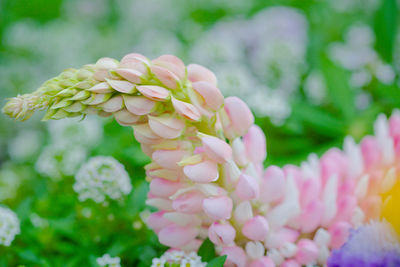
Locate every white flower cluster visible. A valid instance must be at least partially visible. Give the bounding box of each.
[189,6,308,124]
[35,143,87,180]
[47,116,103,147]
[0,167,21,201]
[96,254,121,267]
[35,116,103,180]
[329,0,379,13]
[151,251,206,267]
[73,156,132,203]
[329,24,396,88]
[8,129,41,162]
[0,206,20,246]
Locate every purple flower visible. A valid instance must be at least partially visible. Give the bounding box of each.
[328,221,400,267]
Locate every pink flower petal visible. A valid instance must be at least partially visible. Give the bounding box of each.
[183,160,219,183]
[137,85,170,101]
[171,97,201,121]
[187,64,217,86]
[192,81,223,110]
[123,95,155,115]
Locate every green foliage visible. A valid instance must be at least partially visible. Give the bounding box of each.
[206,256,227,267]
[198,238,217,262]
[374,0,398,62]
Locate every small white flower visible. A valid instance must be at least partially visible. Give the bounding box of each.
[0,206,20,246]
[153,251,206,267]
[47,114,103,147]
[35,143,87,180]
[74,156,132,203]
[96,254,121,267]
[151,258,166,267]
[8,129,41,161]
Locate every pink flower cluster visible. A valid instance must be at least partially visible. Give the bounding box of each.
[4,52,400,267]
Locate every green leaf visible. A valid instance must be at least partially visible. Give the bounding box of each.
[291,102,346,137]
[321,57,355,122]
[198,238,216,262]
[206,256,227,267]
[374,0,397,62]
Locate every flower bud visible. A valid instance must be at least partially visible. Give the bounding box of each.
[152,149,191,170]
[221,96,254,139]
[152,55,185,80]
[242,216,269,241]
[234,201,253,225]
[235,173,260,200]
[260,166,285,203]
[203,196,233,220]
[158,224,198,248]
[120,53,149,73]
[106,79,136,94]
[183,160,219,183]
[248,257,275,267]
[297,200,323,233]
[313,228,331,248]
[100,95,123,113]
[328,221,351,249]
[172,191,204,214]
[187,64,217,85]
[114,109,140,126]
[88,82,113,93]
[133,123,162,144]
[151,65,180,89]
[149,178,182,198]
[115,68,144,83]
[265,227,299,249]
[146,211,173,233]
[148,115,185,139]
[192,81,224,110]
[95,57,118,70]
[208,222,236,246]
[246,241,265,260]
[232,138,248,167]
[295,239,318,265]
[163,212,201,227]
[281,260,300,267]
[171,97,201,121]
[201,135,232,163]
[137,85,170,101]
[221,246,247,267]
[123,95,155,115]
[360,136,381,167]
[243,126,266,165]
[145,197,173,211]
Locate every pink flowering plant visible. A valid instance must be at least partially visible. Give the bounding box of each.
[3,49,400,267]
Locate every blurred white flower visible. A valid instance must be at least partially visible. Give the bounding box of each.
[0,206,20,246]
[96,254,121,267]
[151,251,206,267]
[47,116,103,147]
[247,7,308,91]
[304,71,327,105]
[73,156,132,203]
[63,0,108,20]
[35,143,87,180]
[0,167,21,201]
[190,6,308,123]
[132,29,183,59]
[355,92,372,110]
[329,23,396,87]
[29,213,49,228]
[330,0,380,13]
[8,129,41,161]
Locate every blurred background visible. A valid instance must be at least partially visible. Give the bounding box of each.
[0,0,399,266]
